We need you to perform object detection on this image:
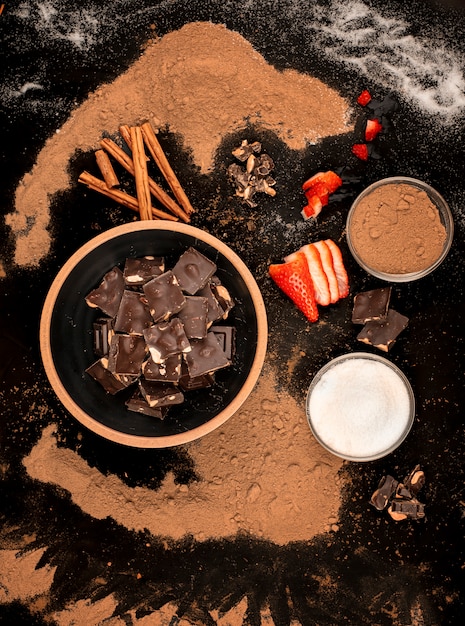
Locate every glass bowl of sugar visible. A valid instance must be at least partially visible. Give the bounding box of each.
[346,176,454,282]
[305,352,415,462]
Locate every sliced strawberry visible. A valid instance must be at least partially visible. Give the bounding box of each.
[311,240,339,304]
[269,252,319,322]
[286,245,331,306]
[352,143,369,161]
[324,239,349,299]
[357,90,372,106]
[302,171,342,194]
[365,118,383,141]
[305,181,330,206]
[301,194,323,220]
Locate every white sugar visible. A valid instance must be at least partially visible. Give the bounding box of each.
[308,358,412,459]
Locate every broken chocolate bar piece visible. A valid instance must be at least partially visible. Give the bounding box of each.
[197,281,224,326]
[93,317,114,357]
[404,464,425,495]
[114,290,153,335]
[142,353,182,383]
[210,325,236,361]
[125,389,167,419]
[85,358,127,394]
[388,499,425,521]
[210,276,235,319]
[143,270,186,322]
[352,287,392,324]
[179,369,215,391]
[171,247,217,295]
[139,379,184,408]
[177,296,208,339]
[143,318,191,364]
[185,332,231,378]
[123,256,164,286]
[85,266,125,317]
[107,334,147,375]
[357,308,409,352]
[369,474,399,511]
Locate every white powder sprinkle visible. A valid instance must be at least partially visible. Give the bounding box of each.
[307,357,412,460]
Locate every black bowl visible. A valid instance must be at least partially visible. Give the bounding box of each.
[40,222,267,447]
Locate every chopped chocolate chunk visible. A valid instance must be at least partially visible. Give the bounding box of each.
[179,362,215,391]
[177,296,208,339]
[142,353,182,382]
[404,464,425,495]
[93,317,114,357]
[143,318,191,364]
[232,139,262,161]
[185,332,231,378]
[197,281,224,326]
[369,474,398,511]
[357,308,409,352]
[143,270,186,322]
[172,247,217,295]
[352,287,392,324]
[139,379,184,408]
[85,358,127,394]
[85,266,125,317]
[114,290,153,335]
[210,325,236,361]
[210,276,235,319]
[125,389,168,418]
[123,256,164,286]
[107,334,147,375]
[388,499,425,521]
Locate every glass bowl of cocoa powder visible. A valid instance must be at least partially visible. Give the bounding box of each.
[346,176,454,282]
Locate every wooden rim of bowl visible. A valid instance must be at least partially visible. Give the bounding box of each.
[40,222,268,448]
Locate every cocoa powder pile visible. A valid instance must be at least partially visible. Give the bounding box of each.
[348,182,447,274]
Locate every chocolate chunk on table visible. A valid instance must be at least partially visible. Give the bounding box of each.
[114,290,153,335]
[369,474,399,511]
[352,287,392,324]
[210,325,236,360]
[107,334,147,375]
[177,296,208,339]
[357,308,409,352]
[404,464,425,495]
[125,389,168,418]
[93,317,114,357]
[123,256,164,286]
[142,353,182,382]
[172,247,217,295]
[143,318,191,364]
[85,266,125,317]
[388,499,426,521]
[139,379,184,408]
[185,332,231,378]
[143,270,186,322]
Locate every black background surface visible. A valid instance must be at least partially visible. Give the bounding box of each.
[1,1,465,624]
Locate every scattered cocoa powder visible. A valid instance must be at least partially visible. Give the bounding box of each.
[6,21,351,267]
[349,182,447,274]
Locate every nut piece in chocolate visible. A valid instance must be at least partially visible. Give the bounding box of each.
[352,287,392,324]
[172,247,217,295]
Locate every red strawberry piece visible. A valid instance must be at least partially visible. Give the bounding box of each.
[269,253,319,322]
[305,182,329,206]
[351,143,369,161]
[325,239,349,299]
[301,194,323,220]
[286,245,331,306]
[357,90,372,106]
[311,241,339,304]
[302,171,342,195]
[365,118,383,141]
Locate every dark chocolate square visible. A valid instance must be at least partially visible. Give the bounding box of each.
[138,380,184,407]
[123,256,164,286]
[85,358,127,394]
[125,389,167,418]
[143,270,186,322]
[210,276,235,319]
[172,247,217,295]
[92,317,114,357]
[142,353,182,382]
[114,290,153,335]
[197,280,224,325]
[179,361,215,391]
[357,309,409,352]
[107,334,147,375]
[352,287,392,324]
[177,296,208,339]
[184,332,231,378]
[85,266,125,317]
[143,318,191,364]
[210,325,236,361]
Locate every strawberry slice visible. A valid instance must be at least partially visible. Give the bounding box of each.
[301,194,323,220]
[305,181,330,206]
[365,118,383,141]
[302,171,342,194]
[286,245,331,306]
[269,252,319,322]
[352,143,369,161]
[357,90,372,106]
[325,239,349,299]
[312,240,339,304]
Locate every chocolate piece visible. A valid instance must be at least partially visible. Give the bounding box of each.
[210,325,236,361]
[197,280,224,326]
[114,290,153,335]
[179,369,215,391]
[185,332,231,378]
[177,296,208,339]
[172,247,217,295]
[142,353,182,382]
[143,270,186,322]
[210,276,235,319]
[143,318,191,364]
[404,464,425,495]
[352,287,391,324]
[107,334,147,375]
[138,380,184,407]
[92,317,114,357]
[388,499,425,521]
[357,308,409,352]
[123,256,164,286]
[369,474,398,511]
[125,389,167,419]
[85,266,125,317]
[85,358,127,394]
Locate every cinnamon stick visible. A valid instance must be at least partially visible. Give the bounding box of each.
[100,137,190,223]
[129,126,152,221]
[141,121,195,216]
[95,149,119,188]
[78,171,178,221]
[119,124,132,149]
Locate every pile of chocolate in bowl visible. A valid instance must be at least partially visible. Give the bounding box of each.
[85,247,235,418]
